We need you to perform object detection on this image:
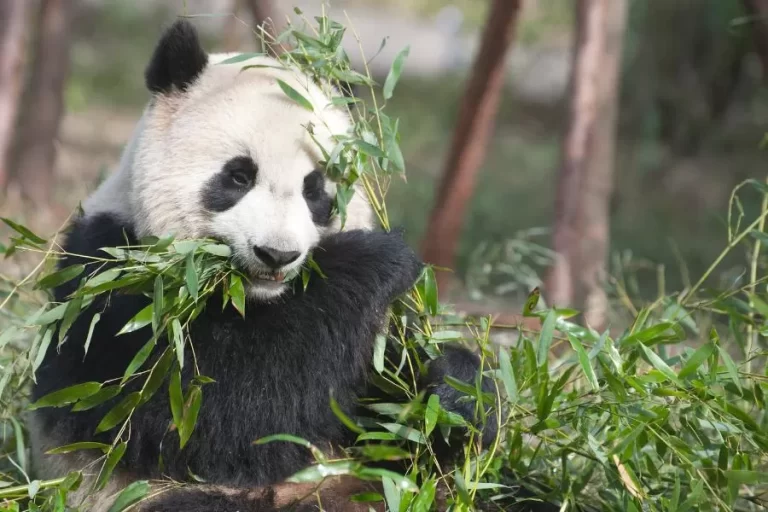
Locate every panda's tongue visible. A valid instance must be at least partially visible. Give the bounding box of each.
[274,272,285,282]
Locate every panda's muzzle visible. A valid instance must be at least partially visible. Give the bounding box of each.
[251,245,301,282]
[252,245,300,267]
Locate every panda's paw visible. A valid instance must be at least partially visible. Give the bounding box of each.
[313,228,423,303]
[423,346,499,449]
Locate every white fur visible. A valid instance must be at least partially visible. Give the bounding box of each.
[85,53,374,300]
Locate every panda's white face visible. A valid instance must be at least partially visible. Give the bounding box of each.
[86,21,373,301]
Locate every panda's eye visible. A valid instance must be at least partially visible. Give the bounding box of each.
[230,170,252,188]
[303,170,325,199]
[223,156,257,189]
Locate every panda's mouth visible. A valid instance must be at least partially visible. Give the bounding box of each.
[252,271,285,283]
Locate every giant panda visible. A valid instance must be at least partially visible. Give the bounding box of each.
[29,19,499,512]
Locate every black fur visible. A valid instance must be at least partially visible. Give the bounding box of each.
[34,215,494,488]
[302,170,332,226]
[145,20,208,94]
[201,156,259,212]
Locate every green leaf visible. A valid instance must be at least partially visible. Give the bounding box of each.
[29,382,102,410]
[95,392,141,433]
[107,480,150,512]
[383,46,410,99]
[422,267,438,316]
[678,342,716,379]
[31,303,68,326]
[121,338,156,384]
[185,252,199,301]
[1,217,46,244]
[169,368,183,433]
[58,294,84,345]
[180,386,202,448]
[254,433,314,448]
[229,274,245,317]
[276,79,313,111]
[35,265,85,290]
[359,445,410,462]
[201,243,232,257]
[498,347,518,402]
[46,442,110,455]
[350,492,384,503]
[287,461,356,483]
[382,477,401,512]
[357,468,417,492]
[568,334,599,391]
[717,345,742,392]
[10,417,26,473]
[152,275,164,333]
[71,385,121,412]
[353,140,387,159]
[117,304,153,335]
[536,310,556,367]
[424,394,439,437]
[724,470,768,484]
[523,287,540,316]
[373,334,386,373]
[217,52,265,64]
[410,477,436,511]
[32,328,53,373]
[95,442,127,490]
[379,423,427,444]
[330,396,365,434]
[638,344,681,385]
[140,348,174,404]
[171,318,185,369]
[82,312,101,359]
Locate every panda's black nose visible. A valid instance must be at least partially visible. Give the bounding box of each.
[253,246,301,269]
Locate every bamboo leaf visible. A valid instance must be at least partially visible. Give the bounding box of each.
[35,265,85,290]
[424,394,439,437]
[180,386,202,448]
[185,252,199,300]
[95,442,127,490]
[229,274,245,317]
[117,304,153,335]
[71,385,121,412]
[536,310,556,367]
[1,217,46,244]
[121,338,156,384]
[383,46,410,99]
[679,342,716,379]
[569,334,599,391]
[95,392,140,433]
[29,382,102,410]
[107,480,150,512]
[46,442,110,455]
[276,79,314,111]
[498,347,518,402]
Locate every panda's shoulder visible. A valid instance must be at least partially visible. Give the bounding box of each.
[63,213,137,261]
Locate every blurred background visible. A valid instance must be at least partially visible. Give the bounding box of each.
[1,0,767,329]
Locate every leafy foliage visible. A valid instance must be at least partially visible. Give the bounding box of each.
[0,12,767,512]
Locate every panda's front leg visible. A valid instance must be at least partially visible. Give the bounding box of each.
[421,346,499,458]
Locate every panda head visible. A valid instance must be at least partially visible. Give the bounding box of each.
[124,20,374,300]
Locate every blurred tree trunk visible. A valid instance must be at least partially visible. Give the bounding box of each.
[11,0,76,207]
[0,1,31,190]
[243,0,282,54]
[546,0,628,330]
[223,0,244,52]
[421,0,522,295]
[744,0,768,78]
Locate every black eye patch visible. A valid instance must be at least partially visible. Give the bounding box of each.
[201,156,258,212]
[303,170,332,226]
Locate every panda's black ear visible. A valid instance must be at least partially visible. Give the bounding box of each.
[145,19,208,94]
